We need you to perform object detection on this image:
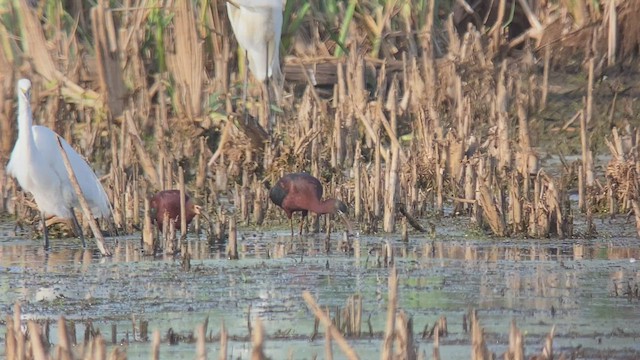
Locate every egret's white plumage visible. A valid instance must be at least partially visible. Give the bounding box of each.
[6,79,111,248]
[226,0,283,82]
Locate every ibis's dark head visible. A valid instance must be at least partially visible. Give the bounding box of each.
[335,200,348,215]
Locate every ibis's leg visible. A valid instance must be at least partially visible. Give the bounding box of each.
[242,50,250,124]
[40,211,50,250]
[69,208,86,248]
[289,217,294,237]
[300,211,308,235]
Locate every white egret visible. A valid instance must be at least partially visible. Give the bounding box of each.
[226,0,283,120]
[6,79,112,250]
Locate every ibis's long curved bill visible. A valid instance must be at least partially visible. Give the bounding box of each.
[337,211,353,234]
[194,206,213,227]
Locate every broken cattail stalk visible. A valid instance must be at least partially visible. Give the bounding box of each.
[151,330,160,360]
[219,321,228,360]
[27,321,47,360]
[325,322,334,360]
[111,323,117,344]
[631,200,640,237]
[540,325,555,359]
[401,219,408,242]
[508,319,524,360]
[5,315,16,360]
[227,216,238,259]
[435,147,444,215]
[132,178,140,231]
[398,203,426,232]
[433,320,440,360]
[381,266,398,359]
[251,318,266,360]
[302,291,359,360]
[56,136,111,256]
[196,323,206,360]
[253,177,265,225]
[395,311,416,360]
[179,166,187,241]
[345,294,362,337]
[142,198,154,250]
[541,45,550,110]
[383,241,394,267]
[140,319,148,341]
[383,136,400,232]
[470,310,492,360]
[477,185,507,236]
[126,111,159,188]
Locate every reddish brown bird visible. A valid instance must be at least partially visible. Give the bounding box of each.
[150,190,203,230]
[269,173,352,236]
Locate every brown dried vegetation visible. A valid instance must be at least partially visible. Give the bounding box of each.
[0,0,640,249]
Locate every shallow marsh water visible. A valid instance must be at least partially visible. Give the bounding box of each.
[0,217,639,359]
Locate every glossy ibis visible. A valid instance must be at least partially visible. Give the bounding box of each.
[269,173,352,236]
[6,79,112,249]
[150,190,204,230]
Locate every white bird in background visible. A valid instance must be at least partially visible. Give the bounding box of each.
[226,0,283,115]
[6,79,112,250]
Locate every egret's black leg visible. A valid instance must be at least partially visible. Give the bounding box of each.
[69,208,86,247]
[41,211,50,250]
[242,50,250,124]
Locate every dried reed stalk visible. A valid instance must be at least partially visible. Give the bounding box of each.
[344,294,362,337]
[179,167,187,240]
[632,200,640,237]
[166,0,203,119]
[325,322,334,360]
[302,291,359,360]
[219,321,228,360]
[90,1,126,117]
[470,310,492,360]
[381,266,398,359]
[496,61,511,173]
[383,241,394,267]
[477,185,507,236]
[151,330,160,360]
[383,83,400,233]
[125,111,159,188]
[607,0,617,66]
[250,318,266,360]
[27,321,47,360]
[507,319,524,360]
[143,198,154,250]
[541,45,551,110]
[539,325,555,360]
[16,0,103,110]
[56,136,111,256]
[227,216,238,259]
[132,176,140,230]
[196,323,206,360]
[57,316,73,360]
[432,319,440,360]
[394,311,416,360]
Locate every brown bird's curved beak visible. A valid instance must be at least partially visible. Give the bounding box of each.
[337,210,353,235]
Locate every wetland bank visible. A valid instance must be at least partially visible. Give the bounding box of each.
[1,0,640,358]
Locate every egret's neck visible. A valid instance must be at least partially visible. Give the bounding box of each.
[17,96,34,137]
